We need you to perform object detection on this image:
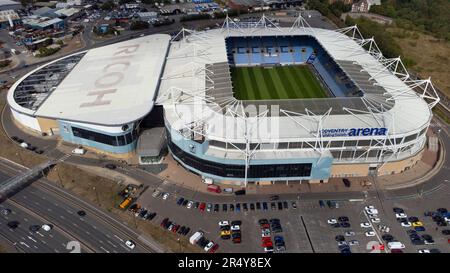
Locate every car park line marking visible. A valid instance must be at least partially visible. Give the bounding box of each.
[23,218,28,222]
[60,215,65,219]
[72,223,78,227]
[49,234,53,238]
[47,208,52,212]
[37,232,44,237]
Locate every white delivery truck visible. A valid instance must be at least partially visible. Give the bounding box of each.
[189,231,204,245]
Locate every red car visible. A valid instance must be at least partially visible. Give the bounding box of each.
[172,224,180,233]
[448,238,450,244]
[208,243,219,253]
[232,237,241,244]
[199,202,206,212]
[261,238,273,248]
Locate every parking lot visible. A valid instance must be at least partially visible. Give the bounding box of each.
[126,181,447,253]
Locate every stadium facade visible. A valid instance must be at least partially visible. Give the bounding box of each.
[7,15,440,186]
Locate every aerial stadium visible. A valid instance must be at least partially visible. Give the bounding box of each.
[7,15,440,186]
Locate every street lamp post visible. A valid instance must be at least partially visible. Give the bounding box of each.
[93,186,100,205]
[15,151,24,166]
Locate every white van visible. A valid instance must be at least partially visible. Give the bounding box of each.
[388,241,405,249]
[189,231,204,245]
[71,147,86,155]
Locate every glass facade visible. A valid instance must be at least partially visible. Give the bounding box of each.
[169,140,312,179]
[72,126,137,147]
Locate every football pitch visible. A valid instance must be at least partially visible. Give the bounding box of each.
[231,65,328,100]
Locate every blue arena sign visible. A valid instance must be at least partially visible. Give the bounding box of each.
[321,127,388,137]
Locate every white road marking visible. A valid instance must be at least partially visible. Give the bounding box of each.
[20,242,30,248]
[47,208,52,212]
[60,215,65,219]
[27,236,37,243]
[114,235,124,242]
[49,234,54,238]
[73,223,78,227]
[100,246,110,253]
[106,240,117,248]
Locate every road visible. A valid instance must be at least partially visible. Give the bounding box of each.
[0,158,165,253]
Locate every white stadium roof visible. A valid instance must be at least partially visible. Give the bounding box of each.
[158,21,438,143]
[9,34,170,126]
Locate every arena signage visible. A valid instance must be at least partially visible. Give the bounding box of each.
[320,127,388,137]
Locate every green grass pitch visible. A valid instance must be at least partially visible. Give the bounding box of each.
[230,65,329,100]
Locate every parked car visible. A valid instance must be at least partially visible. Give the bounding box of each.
[199,202,206,212]
[277,202,283,210]
[382,234,394,242]
[319,200,325,208]
[291,202,297,209]
[345,231,355,237]
[176,197,185,205]
[262,202,268,211]
[328,219,337,225]
[342,178,351,187]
